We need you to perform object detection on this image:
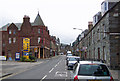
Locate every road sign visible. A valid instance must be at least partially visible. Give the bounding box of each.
[23,38,30,52]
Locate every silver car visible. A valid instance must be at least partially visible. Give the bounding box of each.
[72,61,114,81]
[67,56,78,70]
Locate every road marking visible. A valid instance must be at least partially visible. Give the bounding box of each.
[40,75,47,81]
[55,71,67,77]
[55,64,57,67]
[49,68,54,73]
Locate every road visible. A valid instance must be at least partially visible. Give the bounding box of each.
[1,55,119,81]
[2,55,73,81]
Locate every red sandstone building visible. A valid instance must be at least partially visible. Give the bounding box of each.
[0,13,51,60]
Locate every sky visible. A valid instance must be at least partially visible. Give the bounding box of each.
[0,0,103,44]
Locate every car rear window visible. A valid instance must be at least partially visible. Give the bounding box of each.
[69,57,77,61]
[67,54,72,56]
[78,64,110,76]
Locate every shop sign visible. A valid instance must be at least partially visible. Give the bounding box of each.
[23,38,30,52]
[15,52,20,61]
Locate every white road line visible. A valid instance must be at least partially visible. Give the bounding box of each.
[49,68,54,73]
[55,64,57,67]
[41,75,47,81]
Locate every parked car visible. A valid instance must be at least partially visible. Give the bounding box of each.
[66,53,73,60]
[72,61,114,81]
[67,56,80,70]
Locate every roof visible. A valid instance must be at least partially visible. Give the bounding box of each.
[79,61,105,65]
[33,12,45,26]
[0,23,22,31]
[0,13,45,31]
[81,1,120,39]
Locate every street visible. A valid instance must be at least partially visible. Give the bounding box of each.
[2,55,72,81]
[1,55,120,81]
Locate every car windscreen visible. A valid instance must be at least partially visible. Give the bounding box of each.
[78,64,110,76]
[69,57,77,61]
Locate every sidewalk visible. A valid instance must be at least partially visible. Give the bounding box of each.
[0,56,59,79]
[110,70,120,81]
[0,60,43,78]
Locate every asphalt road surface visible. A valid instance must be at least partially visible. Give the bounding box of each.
[2,55,73,81]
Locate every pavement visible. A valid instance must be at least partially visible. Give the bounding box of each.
[0,58,120,81]
[0,60,43,79]
[110,70,120,81]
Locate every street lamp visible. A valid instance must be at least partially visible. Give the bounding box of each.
[73,28,83,32]
[73,28,84,58]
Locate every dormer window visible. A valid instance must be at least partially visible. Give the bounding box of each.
[9,30,12,34]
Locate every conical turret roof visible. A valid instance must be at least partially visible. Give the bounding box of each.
[33,12,45,26]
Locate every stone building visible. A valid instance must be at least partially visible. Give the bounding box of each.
[0,13,51,60]
[80,2,120,69]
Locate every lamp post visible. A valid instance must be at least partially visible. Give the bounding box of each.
[73,28,83,32]
[73,28,84,58]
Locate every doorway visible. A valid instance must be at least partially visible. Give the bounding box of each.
[40,48,43,58]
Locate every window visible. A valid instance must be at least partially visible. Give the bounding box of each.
[13,38,16,43]
[38,29,40,33]
[97,29,100,41]
[104,2,107,11]
[13,30,16,34]
[3,43,5,47]
[9,30,12,34]
[9,38,12,44]
[103,25,106,38]
[78,64,110,76]
[38,37,41,44]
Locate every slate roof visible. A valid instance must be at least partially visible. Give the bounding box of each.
[33,13,45,26]
[0,13,45,31]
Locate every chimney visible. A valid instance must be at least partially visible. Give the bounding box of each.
[23,15,30,22]
[20,15,32,35]
[88,22,93,31]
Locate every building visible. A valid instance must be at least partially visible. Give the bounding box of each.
[72,29,88,57]
[101,0,120,16]
[93,12,102,26]
[73,1,120,69]
[0,13,51,60]
[50,36,58,56]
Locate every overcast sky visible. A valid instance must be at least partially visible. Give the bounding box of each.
[0,0,103,44]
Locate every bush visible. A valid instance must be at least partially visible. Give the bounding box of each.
[24,58,31,62]
[20,56,26,62]
[20,55,36,62]
[29,55,36,60]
